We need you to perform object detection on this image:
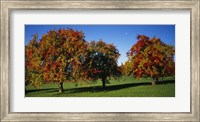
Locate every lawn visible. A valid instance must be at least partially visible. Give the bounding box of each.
[25,76,175,97]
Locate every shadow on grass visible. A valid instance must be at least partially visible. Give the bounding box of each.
[26,80,175,94]
[25,88,58,94]
[65,80,175,93]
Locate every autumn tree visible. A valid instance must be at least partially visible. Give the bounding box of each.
[25,29,88,93]
[121,61,134,76]
[25,34,43,89]
[127,35,175,85]
[81,40,120,89]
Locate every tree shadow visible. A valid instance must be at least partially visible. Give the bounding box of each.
[25,80,175,94]
[65,80,175,94]
[25,88,58,94]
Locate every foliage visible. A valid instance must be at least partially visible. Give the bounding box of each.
[25,35,44,87]
[25,29,88,92]
[25,29,121,91]
[126,35,175,84]
[82,40,121,88]
[39,29,87,82]
[121,61,134,76]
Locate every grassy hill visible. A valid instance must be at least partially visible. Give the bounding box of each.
[25,76,175,97]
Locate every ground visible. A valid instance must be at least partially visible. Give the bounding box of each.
[25,76,175,97]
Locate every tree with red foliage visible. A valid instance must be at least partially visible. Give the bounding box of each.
[25,34,43,89]
[25,29,88,93]
[127,35,175,85]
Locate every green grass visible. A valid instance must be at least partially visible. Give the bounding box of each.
[25,76,175,97]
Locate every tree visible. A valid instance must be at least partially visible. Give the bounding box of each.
[25,29,88,93]
[127,35,175,85]
[25,34,44,89]
[122,61,134,76]
[82,40,120,89]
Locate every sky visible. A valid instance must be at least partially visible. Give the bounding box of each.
[25,25,175,65]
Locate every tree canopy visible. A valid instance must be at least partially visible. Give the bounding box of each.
[25,29,120,92]
[26,29,88,92]
[126,35,175,85]
[82,40,120,88]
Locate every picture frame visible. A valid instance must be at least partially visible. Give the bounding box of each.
[0,0,199,121]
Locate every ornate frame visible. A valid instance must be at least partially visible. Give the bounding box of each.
[1,0,199,121]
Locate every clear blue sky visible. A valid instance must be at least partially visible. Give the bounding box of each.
[25,25,175,65]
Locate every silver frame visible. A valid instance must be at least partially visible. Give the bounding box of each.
[1,0,199,121]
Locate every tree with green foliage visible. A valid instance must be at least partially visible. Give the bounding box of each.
[82,40,120,89]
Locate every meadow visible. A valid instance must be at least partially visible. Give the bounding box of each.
[25,76,175,97]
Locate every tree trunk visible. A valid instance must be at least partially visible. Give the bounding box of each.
[58,82,64,93]
[25,87,27,94]
[152,77,158,85]
[102,77,106,89]
[152,80,156,85]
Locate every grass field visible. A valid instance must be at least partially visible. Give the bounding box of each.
[25,76,175,97]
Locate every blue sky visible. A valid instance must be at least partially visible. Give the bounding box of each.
[25,25,175,65]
